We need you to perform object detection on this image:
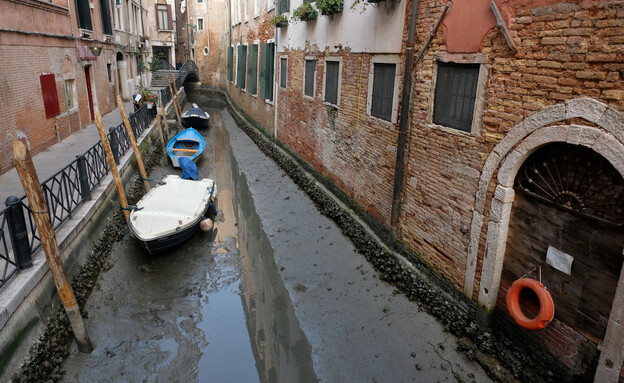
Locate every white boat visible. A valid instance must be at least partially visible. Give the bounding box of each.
[128,175,217,254]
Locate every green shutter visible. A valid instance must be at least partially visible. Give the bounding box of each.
[260,43,274,100]
[278,0,289,14]
[227,46,233,81]
[236,45,247,88]
[248,44,258,95]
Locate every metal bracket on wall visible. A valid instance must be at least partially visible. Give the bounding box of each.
[414,3,451,64]
[490,0,518,52]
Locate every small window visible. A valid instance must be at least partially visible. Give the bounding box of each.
[278,0,289,14]
[156,2,172,30]
[197,18,204,31]
[433,62,480,132]
[75,0,92,30]
[203,47,209,55]
[325,60,340,105]
[280,58,287,89]
[198,0,202,2]
[107,63,113,83]
[370,63,396,122]
[304,59,316,97]
[64,79,77,110]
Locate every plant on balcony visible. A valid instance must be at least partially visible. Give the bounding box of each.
[292,2,318,22]
[316,0,343,16]
[269,14,289,27]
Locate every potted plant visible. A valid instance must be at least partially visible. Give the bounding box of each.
[269,14,289,27]
[316,0,343,16]
[292,2,318,22]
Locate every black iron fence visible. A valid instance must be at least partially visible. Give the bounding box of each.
[0,104,155,289]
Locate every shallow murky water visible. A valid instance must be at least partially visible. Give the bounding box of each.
[61,89,492,383]
[61,97,316,383]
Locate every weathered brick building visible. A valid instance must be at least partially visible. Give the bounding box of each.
[205,0,624,380]
[223,0,279,132]
[0,0,152,174]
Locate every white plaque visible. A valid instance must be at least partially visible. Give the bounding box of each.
[546,246,574,275]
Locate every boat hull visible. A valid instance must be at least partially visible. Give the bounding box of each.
[181,116,209,130]
[128,175,216,255]
[130,216,203,255]
[181,107,210,130]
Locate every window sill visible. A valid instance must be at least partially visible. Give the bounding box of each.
[323,101,338,110]
[429,122,476,137]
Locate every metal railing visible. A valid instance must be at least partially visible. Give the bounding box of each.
[0,104,154,289]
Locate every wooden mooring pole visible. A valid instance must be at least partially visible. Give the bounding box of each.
[116,96,150,192]
[166,76,182,127]
[159,101,170,137]
[12,141,93,353]
[95,111,130,220]
[156,114,166,155]
[171,75,183,117]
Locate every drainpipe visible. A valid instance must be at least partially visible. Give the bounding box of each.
[273,2,278,139]
[390,0,419,227]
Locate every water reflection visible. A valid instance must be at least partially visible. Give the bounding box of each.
[190,90,317,383]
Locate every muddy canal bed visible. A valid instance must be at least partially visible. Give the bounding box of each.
[52,97,493,382]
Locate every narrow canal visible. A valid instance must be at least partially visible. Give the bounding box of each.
[60,89,492,383]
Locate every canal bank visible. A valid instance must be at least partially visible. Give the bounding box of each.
[57,91,493,382]
[8,84,560,382]
[0,89,186,382]
[193,85,570,383]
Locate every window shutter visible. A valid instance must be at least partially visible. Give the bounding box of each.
[279,0,289,14]
[167,5,173,30]
[40,74,60,118]
[248,44,258,95]
[371,63,395,121]
[260,43,274,100]
[155,5,161,29]
[227,46,234,81]
[236,45,247,88]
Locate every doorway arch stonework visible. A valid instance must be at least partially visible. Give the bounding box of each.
[463,97,624,381]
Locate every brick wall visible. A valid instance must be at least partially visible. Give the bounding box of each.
[276,48,402,226]
[263,0,624,377]
[399,0,624,376]
[0,37,116,174]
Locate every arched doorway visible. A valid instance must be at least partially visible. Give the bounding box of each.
[466,98,624,381]
[500,142,624,376]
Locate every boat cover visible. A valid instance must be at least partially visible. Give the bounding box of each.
[179,157,199,180]
[129,175,216,241]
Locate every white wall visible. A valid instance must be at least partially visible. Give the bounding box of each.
[278,0,407,53]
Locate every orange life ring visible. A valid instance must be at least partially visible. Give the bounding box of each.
[506,278,555,330]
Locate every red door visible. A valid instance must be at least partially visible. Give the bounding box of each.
[85,66,95,121]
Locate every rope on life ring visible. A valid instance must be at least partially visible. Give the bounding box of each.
[506,278,555,330]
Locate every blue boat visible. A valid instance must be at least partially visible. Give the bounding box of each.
[166,128,205,167]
